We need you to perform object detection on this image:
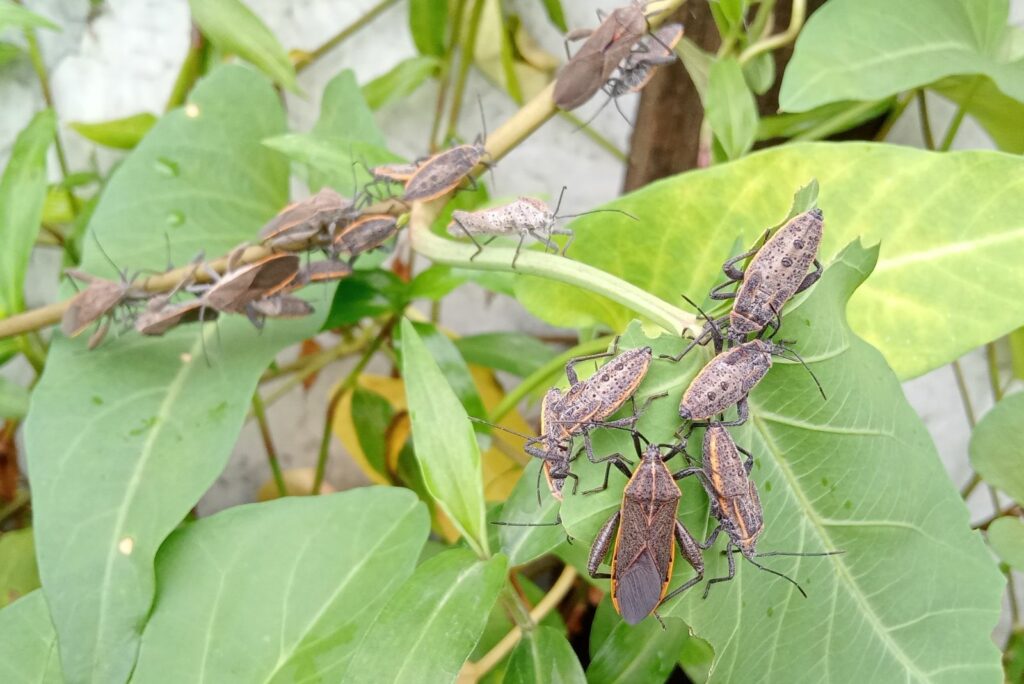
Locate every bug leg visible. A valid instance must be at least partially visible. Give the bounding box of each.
[796,258,824,293]
[712,397,749,428]
[563,28,593,57]
[611,97,633,128]
[659,521,705,607]
[563,347,616,384]
[566,471,580,495]
[583,457,633,495]
[721,231,766,280]
[737,444,755,474]
[511,233,527,269]
[451,217,485,260]
[587,510,621,579]
[551,227,575,257]
[702,540,738,599]
[708,279,738,301]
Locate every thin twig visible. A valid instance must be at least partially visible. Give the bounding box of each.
[973,505,1021,531]
[916,90,935,150]
[446,0,486,142]
[430,0,468,150]
[251,391,287,497]
[462,566,578,681]
[951,359,977,428]
[311,316,397,494]
[294,0,400,73]
[986,342,1004,402]
[873,91,914,142]
[938,79,981,152]
[737,0,805,65]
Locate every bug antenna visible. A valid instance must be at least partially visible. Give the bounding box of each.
[491,519,563,527]
[574,93,616,133]
[743,556,808,598]
[612,96,634,128]
[773,343,827,400]
[679,291,724,342]
[91,234,125,280]
[753,549,846,559]
[556,207,638,222]
[468,416,538,441]
[552,185,567,217]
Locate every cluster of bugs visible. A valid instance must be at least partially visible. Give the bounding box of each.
[496,206,840,626]
[553,0,683,120]
[60,185,393,351]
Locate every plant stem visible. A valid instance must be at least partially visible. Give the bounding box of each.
[251,391,287,497]
[873,91,914,142]
[916,90,935,150]
[430,0,468,150]
[165,26,204,112]
[463,566,578,680]
[410,211,695,338]
[938,79,981,152]
[961,472,981,500]
[261,329,373,406]
[489,336,612,422]
[311,316,397,494]
[973,505,1021,530]
[738,0,805,65]
[294,0,399,73]
[986,342,1003,402]
[951,359,977,428]
[791,99,891,143]
[24,28,79,216]
[446,0,486,142]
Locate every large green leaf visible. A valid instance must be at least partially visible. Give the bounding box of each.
[23,65,304,684]
[496,459,564,566]
[188,0,297,91]
[455,332,557,378]
[780,0,1024,112]
[559,243,1004,683]
[344,549,507,682]
[401,318,490,556]
[409,0,448,57]
[706,57,758,160]
[0,109,55,317]
[70,113,158,150]
[505,625,585,684]
[0,591,62,683]
[131,489,428,681]
[515,143,1024,380]
[363,55,441,110]
[0,528,39,606]
[931,75,1024,153]
[0,0,58,30]
[970,392,1024,503]
[587,599,689,684]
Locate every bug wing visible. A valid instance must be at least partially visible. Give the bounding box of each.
[553,51,607,110]
[249,255,301,293]
[615,549,664,624]
[61,281,123,337]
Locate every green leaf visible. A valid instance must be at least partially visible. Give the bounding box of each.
[988,516,1024,572]
[131,489,428,681]
[0,41,23,66]
[780,0,1024,112]
[70,112,158,150]
[345,549,507,681]
[706,57,758,160]
[409,265,467,300]
[0,376,29,419]
[505,625,585,684]
[1006,629,1024,683]
[263,134,398,194]
[560,244,1004,682]
[587,599,689,684]
[677,37,712,103]
[0,109,54,317]
[472,575,564,671]
[455,332,557,377]
[323,269,407,328]
[352,386,395,479]
[188,0,296,91]
[743,50,775,95]
[678,634,715,684]
[515,143,1024,379]
[399,322,489,430]
[0,528,39,606]
[0,0,58,30]
[0,591,62,683]
[931,75,1024,153]
[757,99,894,142]
[314,69,386,145]
[363,55,441,110]
[24,65,301,684]
[539,0,567,32]
[409,0,448,57]
[497,459,563,566]
[401,318,490,556]
[970,392,1024,502]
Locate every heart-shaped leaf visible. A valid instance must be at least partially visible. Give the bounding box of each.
[0,591,62,682]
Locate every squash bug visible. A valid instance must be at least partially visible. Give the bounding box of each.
[191,252,301,314]
[587,433,704,625]
[447,186,636,267]
[259,188,358,252]
[674,426,842,598]
[675,338,825,429]
[691,209,824,346]
[360,161,421,201]
[134,299,212,336]
[329,213,399,260]
[401,139,489,203]
[554,1,654,110]
[244,294,314,329]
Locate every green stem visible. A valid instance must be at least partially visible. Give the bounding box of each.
[986,342,1003,402]
[295,0,400,73]
[951,359,976,428]
[738,0,804,65]
[252,391,287,497]
[410,214,696,340]
[873,91,914,142]
[311,316,397,495]
[446,0,486,142]
[489,336,612,423]
[165,26,204,111]
[916,90,935,150]
[430,0,467,150]
[24,28,79,216]
[556,111,627,161]
[791,99,890,143]
[938,79,981,152]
